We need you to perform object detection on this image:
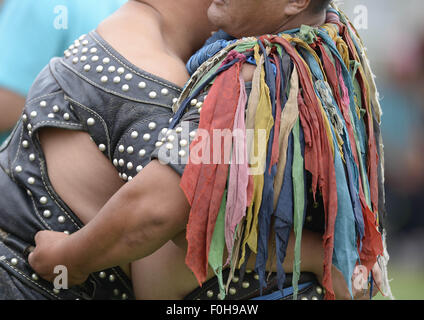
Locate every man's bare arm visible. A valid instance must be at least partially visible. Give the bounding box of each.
[0,87,25,131]
[29,160,191,284]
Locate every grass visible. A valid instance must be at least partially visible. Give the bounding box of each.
[374,266,424,300]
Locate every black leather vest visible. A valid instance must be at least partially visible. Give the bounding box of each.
[0,31,182,300]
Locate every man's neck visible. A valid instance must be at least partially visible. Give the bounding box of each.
[132,0,212,62]
[275,9,327,34]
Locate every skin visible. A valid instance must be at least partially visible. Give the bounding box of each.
[29,0,383,300]
[0,88,26,132]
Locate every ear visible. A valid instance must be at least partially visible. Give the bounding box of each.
[283,0,311,16]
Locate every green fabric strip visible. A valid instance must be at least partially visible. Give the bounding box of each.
[208,189,227,300]
[292,119,305,300]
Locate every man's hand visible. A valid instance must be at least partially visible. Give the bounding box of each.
[28,230,89,287]
[329,262,383,300]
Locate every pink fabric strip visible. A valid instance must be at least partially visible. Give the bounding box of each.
[224,76,248,266]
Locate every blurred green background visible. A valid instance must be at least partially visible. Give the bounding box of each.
[338,0,424,300]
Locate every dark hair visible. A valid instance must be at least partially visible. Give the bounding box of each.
[309,0,332,13]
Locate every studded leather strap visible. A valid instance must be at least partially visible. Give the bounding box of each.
[184,269,324,300]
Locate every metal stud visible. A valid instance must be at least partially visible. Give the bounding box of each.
[127,176,133,181]
[148,122,157,130]
[63,113,70,121]
[254,274,259,280]
[190,99,198,106]
[196,102,203,108]
[108,274,115,282]
[118,145,125,153]
[229,288,237,295]
[58,216,65,224]
[139,149,146,157]
[113,289,119,296]
[40,101,47,108]
[27,177,35,185]
[72,57,79,64]
[53,289,60,294]
[242,281,250,289]
[43,210,52,218]
[22,114,28,121]
[108,66,116,73]
[81,47,88,54]
[87,118,95,126]
[113,159,118,167]
[312,296,318,300]
[178,150,186,158]
[83,64,91,72]
[122,173,128,181]
[99,144,106,152]
[155,141,163,148]
[167,135,175,142]
[121,293,128,300]
[27,124,32,131]
[29,154,35,162]
[72,49,78,55]
[127,162,133,170]
[90,47,98,54]
[48,113,55,119]
[161,88,169,96]
[22,140,29,148]
[316,286,323,295]
[101,76,108,83]
[206,290,214,298]
[131,131,139,139]
[91,55,99,62]
[232,276,239,283]
[96,65,104,73]
[52,105,60,113]
[15,166,22,173]
[81,39,89,45]
[122,84,130,92]
[113,76,121,84]
[189,131,197,139]
[117,67,125,75]
[172,98,178,104]
[175,127,183,133]
[99,272,106,279]
[127,146,134,154]
[179,139,188,147]
[143,133,151,141]
[301,297,309,300]
[125,73,133,81]
[118,159,125,167]
[80,56,87,62]
[149,91,157,99]
[103,57,110,64]
[166,143,173,150]
[136,165,143,173]
[138,81,146,89]
[217,293,225,300]
[11,258,18,266]
[31,274,39,281]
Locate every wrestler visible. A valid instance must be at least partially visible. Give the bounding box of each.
[0,0,216,299]
[29,0,390,300]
